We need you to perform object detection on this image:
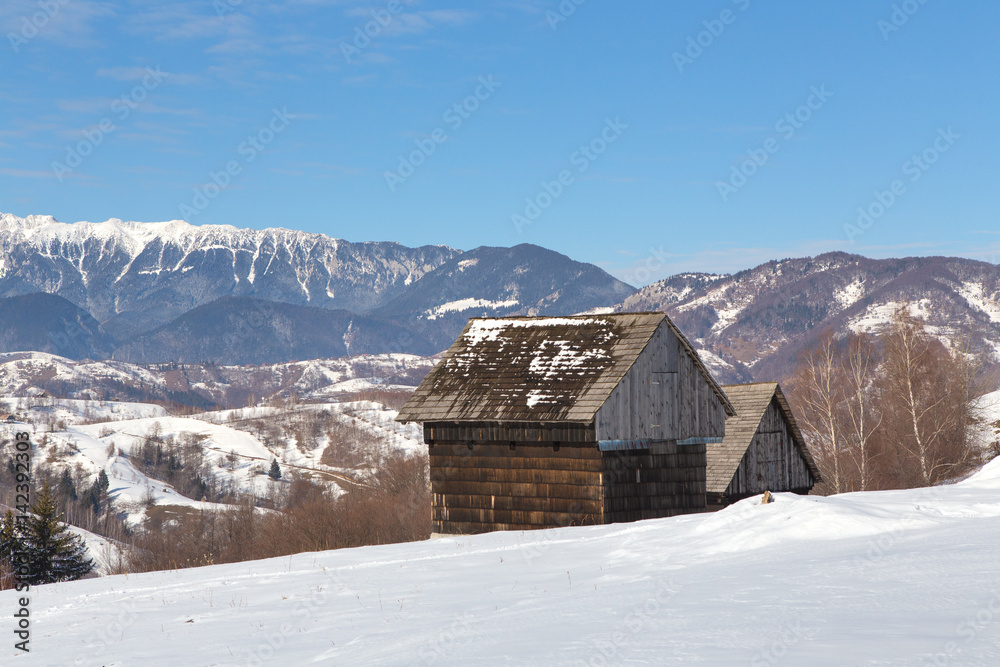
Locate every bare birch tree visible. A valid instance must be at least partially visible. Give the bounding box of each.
[794,335,850,493]
[843,333,882,491]
[881,307,976,486]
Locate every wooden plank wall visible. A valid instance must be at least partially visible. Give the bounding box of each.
[595,321,679,441]
[724,398,815,499]
[677,345,727,440]
[429,443,605,534]
[595,320,726,443]
[602,442,707,522]
[429,439,708,534]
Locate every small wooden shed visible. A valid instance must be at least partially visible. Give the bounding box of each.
[396,313,735,534]
[706,382,821,509]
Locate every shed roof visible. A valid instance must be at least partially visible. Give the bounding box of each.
[707,382,822,494]
[397,312,733,424]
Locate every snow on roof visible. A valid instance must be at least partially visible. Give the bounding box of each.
[397,312,732,423]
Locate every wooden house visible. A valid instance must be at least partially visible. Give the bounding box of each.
[706,382,821,509]
[396,313,735,534]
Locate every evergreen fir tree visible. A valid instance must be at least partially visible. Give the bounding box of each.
[268,459,282,481]
[0,509,23,563]
[24,484,94,584]
[87,469,110,515]
[0,510,21,590]
[58,468,77,501]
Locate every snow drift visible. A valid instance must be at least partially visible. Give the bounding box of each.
[4,459,1000,665]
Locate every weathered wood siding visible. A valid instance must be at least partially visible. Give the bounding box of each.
[428,439,708,534]
[724,397,814,499]
[602,442,707,522]
[595,320,726,442]
[429,443,605,534]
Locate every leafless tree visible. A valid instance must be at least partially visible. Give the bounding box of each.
[793,334,851,493]
[843,333,882,491]
[880,307,979,486]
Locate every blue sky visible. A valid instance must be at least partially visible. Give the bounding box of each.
[1,1,998,285]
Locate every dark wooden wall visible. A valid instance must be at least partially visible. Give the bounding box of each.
[428,442,604,534]
[595,320,726,443]
[724,397,815,501]
[602,441,706,522]
[427,439,707,534]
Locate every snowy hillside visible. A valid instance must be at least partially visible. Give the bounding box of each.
[2,394,424,536]
[7,459,1000,665]
[0,351,436,409]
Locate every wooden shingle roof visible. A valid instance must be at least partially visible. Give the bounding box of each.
[707,382,822,494]
[397,312,733,424]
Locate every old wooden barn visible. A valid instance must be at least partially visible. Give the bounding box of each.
[396,313,736,534]
[706,382,821,509]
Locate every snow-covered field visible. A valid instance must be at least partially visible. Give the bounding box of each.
[6,459,999,665]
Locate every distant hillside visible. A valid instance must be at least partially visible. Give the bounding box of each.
[374,244,635,349]
[0,350,435,408]
[113,297,437,365]
[620,252,1000,383]
[0,293,116,360]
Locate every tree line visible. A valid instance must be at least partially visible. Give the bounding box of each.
[788,306,996,494]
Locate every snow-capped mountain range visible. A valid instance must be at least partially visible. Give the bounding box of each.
[5,213,1000,383]
[0,212,634,362]
[0,212,456,339]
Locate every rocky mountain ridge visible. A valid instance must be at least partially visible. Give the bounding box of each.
[0,213,634,362]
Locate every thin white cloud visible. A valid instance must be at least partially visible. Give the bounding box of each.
[124,4,255,41]
[56,98,199,117]
[0,168,58,179]
[97,66,206,85]
[341,7,477,38]
[0,1,115,48]
[206,38,265,54]
[57,98,118,114]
